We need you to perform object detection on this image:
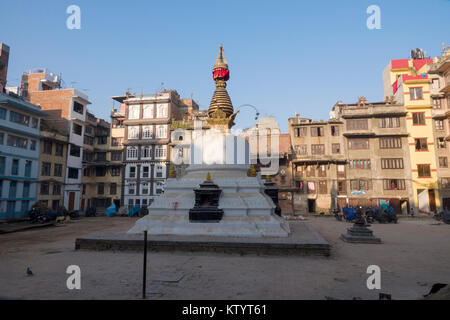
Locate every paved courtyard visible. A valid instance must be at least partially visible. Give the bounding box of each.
[0,216,449,300]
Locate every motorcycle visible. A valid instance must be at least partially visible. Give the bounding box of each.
[333,208,342,221]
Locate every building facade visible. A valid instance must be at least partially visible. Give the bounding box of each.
[0,91,46,219]
[21,69,91,211]
[120,90,196,209]
[37,119,69,210]
[383,53,440,213]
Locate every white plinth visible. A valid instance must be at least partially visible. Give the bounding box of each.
[128,164,290,237]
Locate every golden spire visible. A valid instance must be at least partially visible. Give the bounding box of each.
[208,45,237,128]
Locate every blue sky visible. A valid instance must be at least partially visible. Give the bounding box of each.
[1,0,449,132]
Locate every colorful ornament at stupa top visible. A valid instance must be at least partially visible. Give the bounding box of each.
[208,45,239,130]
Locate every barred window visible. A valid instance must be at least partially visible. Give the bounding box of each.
[348,139,369,150]
[311,144,325,154]
[417,164,431,178]
[379,137,402,149]
[381,158,404,169]
[347,119,368,130]
[349,159,371,169]
[415,138,428,151]
[383,179,406,190]
[318,181,327,194]
[439,157,448,168]
[379,117,400,128]
[435,120,444,130]
[350,179,371,190]
[295,145,307,155]
[332,143,340,154]
[294,127,307,137]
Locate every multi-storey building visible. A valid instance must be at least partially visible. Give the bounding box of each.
[21,69,91,211]
[37,119,69,210]
[428,45,450,210]
[120,90,197,209]
[81,113,119,213]
[288,114,346,213]
[109,99,126,206]
[332,98,413,214]
[383,52,440,213]
[0,91,46,219]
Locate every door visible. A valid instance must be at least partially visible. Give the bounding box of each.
[308,199,315,213]
[428,189,436,212]
[417,189,429,213]
[68,192,75,211]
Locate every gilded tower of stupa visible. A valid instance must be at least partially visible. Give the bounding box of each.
[208,45,238,129]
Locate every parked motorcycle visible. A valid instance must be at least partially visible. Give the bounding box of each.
[332,208,342,221]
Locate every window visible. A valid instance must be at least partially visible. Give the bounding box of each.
[338,181,346,194]
[55,143,63,156]
[84,135,94,145]
[155,165,165,178]
[52,200,59,211]
[437,137,446,149]
[332,143,340,154]
[156,104,168,118]
[52,184,61,195]
[85,126,93,135]
[127,147,138,159]
[111,151,122,161]
[7,134,28,149]
[347,119,368,130]
[410,87,423,100]
[128,183,136,195]
[348,139,369,150]
[43,141,52,154]
[383,179,406,190]
[128,105,140,119]
[97,136,107,144]
[111,166,121,176]
[143,104,153,118]
[98,183,104,195]
[310,127,324,137]
[9,181,17,198]
[23,182,30,198]
[129,166,136,178]
[155,182,164,194]
[25,160,32,177]
[433,98,442,109]
[12,159,19,175]
[294,145,307,155]
[9,111,30,126]
[350,179,371,190]
[435,120,444,130]
[0,107,6,119]
[155,146,167,159]
[70,145,81,157]
[381,158,404,169]
[349,159,371,169]
[54,164,63,177]
[68,167,79,179]
[318,181,327,194]
[142,126,153,139]
[31,118,38,128]
[72,123,82,135]
[73,101,84,114]
[41,162,51,176]
[142,146,152,159]
[412,112,425,125]
[294,127,307,137]
[415,138,428,151]
[29,140,36,151]
[440,178,450,189]
[311,144,325,155]
[40,182,49,195]
[96,167,106,177]
[432,78,440,90]
[110,183,117,195]
[379,117,400,128]
[111,138,123,146]
[380,137,402,149]
[0,132,3,144]
[96,152,106,161]
[128,126,139,139]
[155,125,167,138]
[318,165,327,177]
[142,166,150,178]
[141,183,149,195]
[439,157,448,168]
[0,157,5,175]
[417,164,431,178]
[331,126,339,136]
[306,166,315,177]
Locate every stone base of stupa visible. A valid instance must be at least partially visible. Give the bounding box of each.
[127,164,290,237]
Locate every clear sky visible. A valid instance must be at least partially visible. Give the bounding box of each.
[1,0,449,132]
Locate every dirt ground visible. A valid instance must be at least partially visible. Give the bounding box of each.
[0,216,449,300]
